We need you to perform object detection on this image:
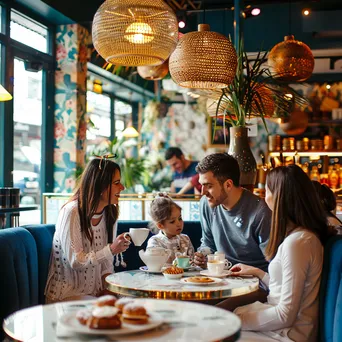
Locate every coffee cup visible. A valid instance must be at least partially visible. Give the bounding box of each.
[173,256,190,268]
[124,228,149,246]
[208,253,232,269]
[207,260,226,275]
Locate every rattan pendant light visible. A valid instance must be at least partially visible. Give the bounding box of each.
[137,59,169,80]
[169,24,237,89]
[268,35,314,82]
[92,0,178,67]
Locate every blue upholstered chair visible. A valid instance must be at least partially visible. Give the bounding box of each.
[23,224,56,305]
[0,228,39,340]
[319,235,342,342]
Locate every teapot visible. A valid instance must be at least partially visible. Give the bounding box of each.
[139,247,171,272]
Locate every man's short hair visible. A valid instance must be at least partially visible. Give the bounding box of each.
[165,147,184,161]
[196,153,240,186]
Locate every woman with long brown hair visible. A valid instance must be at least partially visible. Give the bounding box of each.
[229,165,335,342]
[45,157,129,303]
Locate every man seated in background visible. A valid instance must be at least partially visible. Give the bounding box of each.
[165,147,198,194]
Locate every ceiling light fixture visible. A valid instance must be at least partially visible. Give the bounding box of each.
[169,24,237,89]
[268,0,314,81]
[251,8,261,16]
[303,9,310,16]
[92,0,178,66]
[0,84,13,101]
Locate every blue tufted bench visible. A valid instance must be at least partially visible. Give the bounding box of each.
[20,221,202,302]
[0,228,39,340]
[319,235,342,342]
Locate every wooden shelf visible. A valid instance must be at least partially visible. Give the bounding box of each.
[269,151,342,157]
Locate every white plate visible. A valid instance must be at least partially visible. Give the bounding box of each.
[59,312,163,336]
[139,266,163,274]
[180,277,223,286]
[200,270,232,278]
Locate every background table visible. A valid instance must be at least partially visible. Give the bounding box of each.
[0,205,38,228]
[3,298,241,341]
[106,270,259,301]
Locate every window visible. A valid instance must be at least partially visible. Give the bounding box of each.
[10,10,48,53]
[115,100,132,138]
[86,91,111,155]
[13,58,42,210]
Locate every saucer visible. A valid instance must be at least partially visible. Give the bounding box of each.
[200,270,232,278]
[139,266,163,274]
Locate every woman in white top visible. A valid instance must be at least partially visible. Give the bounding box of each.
[45,156,130,303]
[229,165,335,342]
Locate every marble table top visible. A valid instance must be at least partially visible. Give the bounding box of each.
[106,270,259,300]
[3,298,241,341]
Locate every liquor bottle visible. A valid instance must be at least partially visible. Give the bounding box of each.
[329,168,339,189]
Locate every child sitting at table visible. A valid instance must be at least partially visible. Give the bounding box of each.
[146,194,195,264]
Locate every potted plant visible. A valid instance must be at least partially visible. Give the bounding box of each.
[206,42,307,190]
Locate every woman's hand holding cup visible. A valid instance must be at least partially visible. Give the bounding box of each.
[109,233,131,255]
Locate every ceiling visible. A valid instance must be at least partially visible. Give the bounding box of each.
[35,0,342,25]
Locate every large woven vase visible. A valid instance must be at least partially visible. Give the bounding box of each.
[228,127,257,192]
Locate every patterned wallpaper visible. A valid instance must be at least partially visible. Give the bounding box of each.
[53,24,89,193]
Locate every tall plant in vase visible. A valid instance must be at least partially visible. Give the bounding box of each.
[207,41,307,191]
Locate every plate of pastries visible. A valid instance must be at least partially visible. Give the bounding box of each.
[180,276,223,286]
[59,295,163,335]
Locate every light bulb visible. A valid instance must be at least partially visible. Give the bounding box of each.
[124,22,154,44]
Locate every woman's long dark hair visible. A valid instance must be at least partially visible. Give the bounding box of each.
[265,165,334,261]
[70,158,121,244]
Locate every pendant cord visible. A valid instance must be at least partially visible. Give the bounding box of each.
[203,0,206,24]
[288,0,292,35]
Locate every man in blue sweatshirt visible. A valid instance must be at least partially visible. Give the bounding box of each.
[194,153,271,273]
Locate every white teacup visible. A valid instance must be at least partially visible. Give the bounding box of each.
[207,260,226,275]
[208,253,232,269]
[124,228,149,246]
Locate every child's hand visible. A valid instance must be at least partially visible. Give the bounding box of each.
[193,252,206,267]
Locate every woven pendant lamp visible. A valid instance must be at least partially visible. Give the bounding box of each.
[92,0,178,67]
[169,24,237,89]
[268,35,314,82]
[137,59,169,80]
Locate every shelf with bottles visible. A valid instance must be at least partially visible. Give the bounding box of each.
[269,151,342,157]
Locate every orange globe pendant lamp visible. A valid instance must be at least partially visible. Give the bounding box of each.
[268,35,314,82]
[169,24,237,89]
[92,0,178,66]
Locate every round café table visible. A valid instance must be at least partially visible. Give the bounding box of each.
[106,270,259,301]
[3,298,241,341]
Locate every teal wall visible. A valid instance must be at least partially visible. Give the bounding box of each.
[183,3,342,52]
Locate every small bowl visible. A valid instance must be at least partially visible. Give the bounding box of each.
[163,273,183,280]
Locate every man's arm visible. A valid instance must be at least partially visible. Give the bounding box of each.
[254,202,272,256]
[170,181,176,193]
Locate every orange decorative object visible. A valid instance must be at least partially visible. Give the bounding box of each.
[268,35,314,82]
[279,109,309,135]
[169,24,237,89]
[92,0,178,66]
[137,59,169,80]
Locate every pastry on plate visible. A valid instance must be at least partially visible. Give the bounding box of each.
[163,266,184,275]
[76,309,92,325]
[185,276,215,283]
[122,303,149,325]
[87,306,121,329]
[95,295,117,307]
[115,297,135,313]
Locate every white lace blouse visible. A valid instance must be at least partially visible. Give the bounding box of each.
[45,201,117,301]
